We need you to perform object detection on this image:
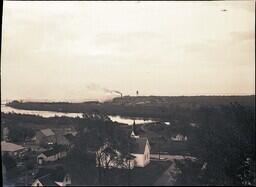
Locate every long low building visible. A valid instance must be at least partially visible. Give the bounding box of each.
[1,141,26,157]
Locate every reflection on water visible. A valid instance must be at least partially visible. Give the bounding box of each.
[1,105,156,125]
[108,115,156,125]
[1,105,83,118]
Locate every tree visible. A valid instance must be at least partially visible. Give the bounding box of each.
[8,126,35,142]
[193,103,255,185]
[66,118,133,185]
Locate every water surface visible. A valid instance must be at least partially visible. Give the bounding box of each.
[1,104,157,125]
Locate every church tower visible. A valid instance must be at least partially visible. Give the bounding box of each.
[130,120,139,138]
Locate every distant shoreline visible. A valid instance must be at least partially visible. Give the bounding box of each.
[2,94,255,104]
[3,95,254,120]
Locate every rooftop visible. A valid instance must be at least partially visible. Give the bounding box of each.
[130,137,148,154]
[36,174,58,186]
[35,167,67,182]
[40,146,66,157]
[64,133,76,142]
[1,141,25,152]
[40,128,55,137]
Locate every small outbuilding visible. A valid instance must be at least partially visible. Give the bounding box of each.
[37,147,67,164]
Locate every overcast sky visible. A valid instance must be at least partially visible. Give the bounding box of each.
[1,1,255,101]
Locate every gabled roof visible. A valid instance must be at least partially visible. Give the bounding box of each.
[40,146,65,157]
[35,167,68,185]
[37,174,58,186]
[35,168,55,179]
[125,154,136,160]
[130,137,148,154]
[1,141,25,152]
[40,149,59,157]
[98,137,149,156]
[40,128,55,136]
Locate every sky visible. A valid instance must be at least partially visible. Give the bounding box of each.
[1,1,255,102]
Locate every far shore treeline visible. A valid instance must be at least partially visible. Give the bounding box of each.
[5,95,255,121]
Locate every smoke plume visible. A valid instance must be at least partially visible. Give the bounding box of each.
[87,83,122,97]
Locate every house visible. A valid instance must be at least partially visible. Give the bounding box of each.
[130,137,150,167]
[35,129,56,145]
[171,134,188,142]
[96,125,150,169]
[55,132,76,147]
[31,167,71,186]
[63,127,78,136]
[48,127,77,146]
[1,141,26,157]
[37,146,67,164]
[130,121,150,167]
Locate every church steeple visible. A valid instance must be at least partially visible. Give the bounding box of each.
[130,120,139,138]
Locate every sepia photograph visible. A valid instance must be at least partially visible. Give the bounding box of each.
[1,0,255,186]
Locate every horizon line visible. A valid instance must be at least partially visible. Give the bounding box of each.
[1,94,255,103]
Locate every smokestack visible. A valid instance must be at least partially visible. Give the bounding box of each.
[112,90,123,99]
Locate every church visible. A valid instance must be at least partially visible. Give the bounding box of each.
[96,121,150,169]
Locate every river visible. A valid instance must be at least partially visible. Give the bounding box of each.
[1,104,157,125]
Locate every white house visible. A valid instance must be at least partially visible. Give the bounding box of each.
[130,137,150,167]
[37,147,67,164]
[130,121,150,167]
[96,128,150,169]
[31,167,71,186]
[171,134,188,142]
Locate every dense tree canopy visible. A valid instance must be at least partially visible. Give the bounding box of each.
[8,126,35,142]
[193,103,255,185]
